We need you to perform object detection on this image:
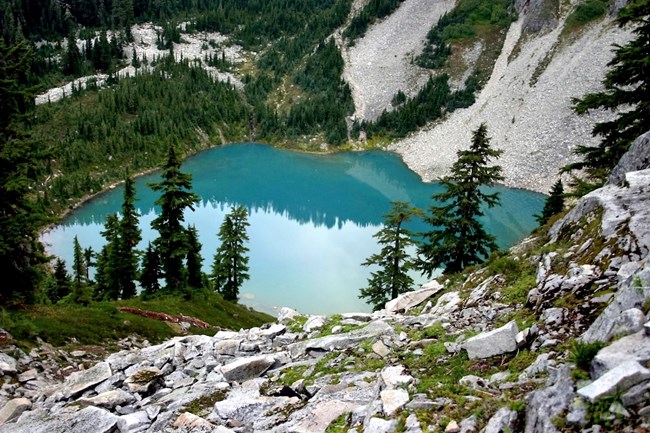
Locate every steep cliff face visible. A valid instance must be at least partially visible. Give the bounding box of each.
[342,0,632,193]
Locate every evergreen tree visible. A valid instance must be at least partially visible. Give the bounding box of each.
[186,225,204,289]
[140,242,161,297]
[359,201,420,311]
[63,33,82,76]
[117,175,141,299]
[150,146,199,292]
[536,180,564,226]
[50,258,71,303]
[98,213,120,299]
[564,0,650,190]
[212,205,250,301]
[72,236,86,286]
[418,123,503,276]
[0,40,48,305]
[83,246,94,282]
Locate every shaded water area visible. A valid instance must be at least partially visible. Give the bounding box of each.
[43,144,545,314]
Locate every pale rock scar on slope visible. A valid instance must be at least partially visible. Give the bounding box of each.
[343,0,456,122]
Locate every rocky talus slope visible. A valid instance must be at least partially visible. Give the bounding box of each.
[0,133,649,432]
[343,0,632,193]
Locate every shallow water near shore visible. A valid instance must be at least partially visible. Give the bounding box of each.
[42,143,545,315]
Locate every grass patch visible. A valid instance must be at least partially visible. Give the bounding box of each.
[569,340,605,371]
[2,291,272,348]
[326,412,352,433]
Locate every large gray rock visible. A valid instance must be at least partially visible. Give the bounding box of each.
[0,353,17,376]
[578,360,650,402]
[608,130,650,186]
[0,398,31,425]
[380,389,409,415]
[484,407,518,433]
[62,362,112,398]
[380,365,413,390]
[124,366,163,394]
[428,291,462,316]
[592,330,650,378]
[462,321,518,359]
[287,320,395,358]
[77,389,136,409]
[220,355,276,382]
[214,339,242,356]
[525,364,574,433]
[0,406,119,433]
[385,282,443,313]
[117,410,150,432]
[286,400,359,433]
[583,283,650,343]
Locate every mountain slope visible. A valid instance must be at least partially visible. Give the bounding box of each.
[343,0,631,192]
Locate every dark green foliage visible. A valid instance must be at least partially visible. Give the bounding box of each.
[50,258,71,303]
[287,39,354,146]
[418,123,503,276]
[565,0,609,31]
[570,340,605,371]
[366,74,476,139]
[72,236,86,286]
[565,0,650,189]
[117,175,141,299]
[97,214,120,300]
[415,0,517,69]
[186,225,204,289]
[0,39,49,305]
[140,242,162,297]
[359,201,420,311]
[63,33,83,76]
[536,179,564,225]
[150,146,199,292]
[212,205,250,302]
[343,0,404,42]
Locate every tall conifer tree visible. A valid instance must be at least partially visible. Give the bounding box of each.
[117,175,141,299]
[360,201,420,311]
[418,123,503,276]
[186,225,204,289]
[536,180,565,225]
[212,205,250,301]
[150,146,199,292]
[140,242,161,297]
[564,0,650,190]
[0,40,48,305]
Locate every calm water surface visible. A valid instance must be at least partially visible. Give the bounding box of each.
[42,144,545,315]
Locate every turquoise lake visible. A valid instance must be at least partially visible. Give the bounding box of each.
[42,143,545,315]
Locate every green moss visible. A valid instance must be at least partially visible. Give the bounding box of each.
[326,412,352,433]
[186,389,229,416]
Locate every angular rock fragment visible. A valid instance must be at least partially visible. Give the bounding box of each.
[63,362,112,398]
[462,321,518,359]
[578,361,650,402]
[385,283,443,313]
[220,355,276,382]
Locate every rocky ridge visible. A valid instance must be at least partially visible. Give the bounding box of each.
[0,135,649,432]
